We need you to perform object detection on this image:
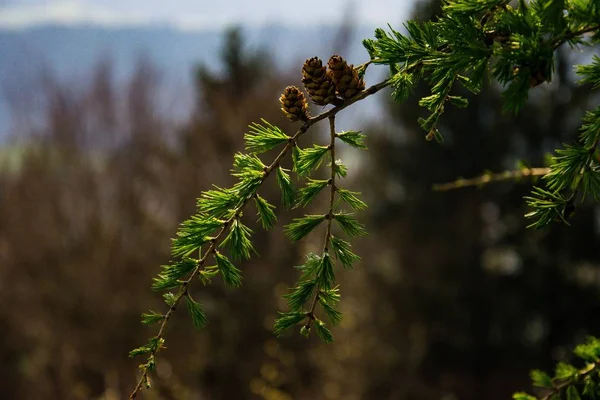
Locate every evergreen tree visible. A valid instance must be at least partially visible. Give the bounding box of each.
[352,1,600,398]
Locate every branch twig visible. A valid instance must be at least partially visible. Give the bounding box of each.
[552,24,600,49]
[432,167,549,192]
[129,78,391,399]
[540,361,600,400]
[304,115,338,328]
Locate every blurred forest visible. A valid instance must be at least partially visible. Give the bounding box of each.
[1,1,600,399]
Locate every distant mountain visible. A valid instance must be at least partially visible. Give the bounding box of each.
[0,24,386,138]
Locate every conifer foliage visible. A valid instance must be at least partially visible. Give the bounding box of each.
[129,1,600,398]
[128,54,387,398]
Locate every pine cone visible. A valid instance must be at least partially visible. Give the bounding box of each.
[279,86,309,121]
[301,57,337,105]
[327,55,365,99]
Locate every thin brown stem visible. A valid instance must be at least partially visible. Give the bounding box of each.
[130,78,391,399]
[304,115,338,326]
[540,361,599,400]
[324,115,337,252]
[432,167,550,192]
[552,24,600,49]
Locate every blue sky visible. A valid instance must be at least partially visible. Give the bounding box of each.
[0,0,414,30]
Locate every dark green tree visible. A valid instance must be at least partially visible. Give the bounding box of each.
[350,1,600,398]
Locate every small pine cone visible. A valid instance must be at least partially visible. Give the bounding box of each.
[301,57,337,105]
[327,55,365,99]
[279,86,309,121]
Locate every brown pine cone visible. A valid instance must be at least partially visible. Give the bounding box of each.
[327,55,365,99]
[279,86,309,121]
[301,57,338,105]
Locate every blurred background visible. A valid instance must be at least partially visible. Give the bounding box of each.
[1,0,600,399]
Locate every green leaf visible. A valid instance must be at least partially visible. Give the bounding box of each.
[129,343,154,358]
[152,258,197,291]
[336,130,368,149]
[319,296,343,325]
[296,178,330,208]
[232,176,263,200]
[533,0,567,34]
[501,70,532,114]
[337,188,368,211]
[555,362,578,379]
[512,393,537,400]
[579,106,600,150]
[319,287,341,306]
[300,324,311,337]
[329,235,361,269]
[419,92,444,112]
[172,214,222,257]
[245,119,290,153]
[232,152,265,180]
[141,311,164,326]
[457,71,485,94]
[129,337,165,358]
[525,186,568,229]
[254,194,277,230]
[530,369,553,388]
[331,159,348,178]
[295,145,330,176]
[334,212,367,237]
[276,167,297,209]
[315,252,336,290]
[284,214,327,242]
[220,218,255,260]
[292,144,301,168]
[577,56,600,89]
[296,252,323,280]
[574,336,600,362]
[543,144,589,192]
[197,186,241,219]
[567,385,582,400]
[362,37,376,59]
[141,354,155,372]
[284,279,317,311]
[151,276,179,291]
[420,114,443,141]
[314,318,334,343]
[214,251,243,287]
[163,292,176,307]
[581,170,600,202]
[185,294,208,329]
[389,70,416,101]
[199,265,220,285]
[431,128,445,144]
[447,95,469,108]
[443,0,504,14]
[274,311,306,336]
[583,377,597,398]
